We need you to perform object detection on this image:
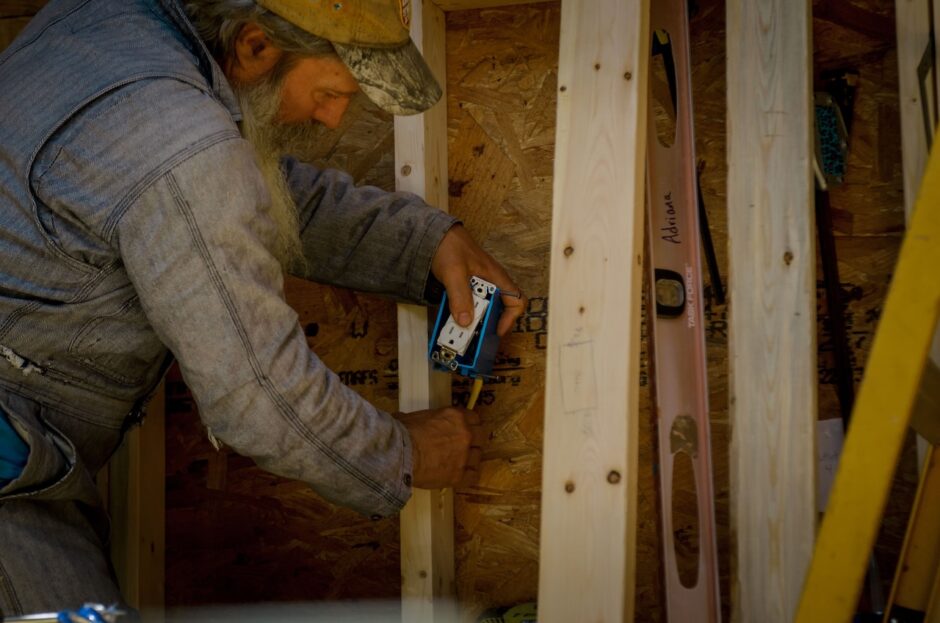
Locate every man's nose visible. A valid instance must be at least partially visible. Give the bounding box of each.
[314,99,350,129]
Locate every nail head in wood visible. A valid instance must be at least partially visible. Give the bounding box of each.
[564,481,575,493]
[563,246,574,257]
[607,470,621,484]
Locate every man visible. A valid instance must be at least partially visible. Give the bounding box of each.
[0,0,526,615]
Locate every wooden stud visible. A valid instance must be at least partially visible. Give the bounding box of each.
[395,2,455,622]
[897,0,933,222]
[726,1,816,621]
[795,138,940,623]
[896,0,940,471]
[109,383,166,623]
[538,1,650,622]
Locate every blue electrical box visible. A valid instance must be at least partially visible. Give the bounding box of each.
[428,276,504,379]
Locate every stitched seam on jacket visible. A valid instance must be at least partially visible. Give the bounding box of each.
[405,210,443,301]
[24,73,224,274]
[165,173,402,507]
[0,378,126,429]
[66,295,149,387]
[103,128,239,242]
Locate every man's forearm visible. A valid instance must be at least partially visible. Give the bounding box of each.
[284,157,459,302]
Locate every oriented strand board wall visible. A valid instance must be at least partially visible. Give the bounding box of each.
[163,0,915,619]
[443,4,555,615]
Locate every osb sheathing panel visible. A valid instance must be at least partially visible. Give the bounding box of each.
[164,0,916,618]
[444,4,556,616]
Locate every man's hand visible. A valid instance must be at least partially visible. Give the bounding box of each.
[396,407,483,489]
[431,225,528,336]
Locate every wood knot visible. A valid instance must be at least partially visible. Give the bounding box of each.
[783,251,794,265]
[607,471,621,484]
[563,246,574,257]
[564,481,575,493]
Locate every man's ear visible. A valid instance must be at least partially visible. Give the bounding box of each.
[228,22,282,85]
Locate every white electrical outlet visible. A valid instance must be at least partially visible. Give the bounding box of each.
[436,288,490,355]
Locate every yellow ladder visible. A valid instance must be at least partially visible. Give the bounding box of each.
[794,136,940,621]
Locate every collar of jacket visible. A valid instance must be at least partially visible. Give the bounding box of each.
[155,0,243,122]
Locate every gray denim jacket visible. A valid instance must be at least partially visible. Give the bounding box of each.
[0,0,457,518]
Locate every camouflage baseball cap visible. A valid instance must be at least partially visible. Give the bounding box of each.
[255,0,442,115]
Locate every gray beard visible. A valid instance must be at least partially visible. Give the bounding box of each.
[235,71,322,273]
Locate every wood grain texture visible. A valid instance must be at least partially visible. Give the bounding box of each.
[538,1,649,622]
[395,2,457,622]
[895,0,933,223]
[443,6,557,619]
[726,1,816,621]
[110,386,166,623]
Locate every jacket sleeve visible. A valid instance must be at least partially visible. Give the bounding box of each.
[115,137,414,517]
[284,156,458,303]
